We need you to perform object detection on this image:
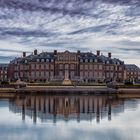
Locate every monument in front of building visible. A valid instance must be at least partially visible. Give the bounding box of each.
[62,69,72,85]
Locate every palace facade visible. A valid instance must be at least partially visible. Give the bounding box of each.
[0,64,8,81]
[8,50,125,83]
[124,64,140,82]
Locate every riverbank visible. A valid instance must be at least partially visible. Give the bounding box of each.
[0,86,117,94]
[0,85,140,94]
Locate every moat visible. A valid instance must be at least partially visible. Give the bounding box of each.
[0,93,140,140]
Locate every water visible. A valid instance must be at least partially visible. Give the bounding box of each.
[0,94,140,140]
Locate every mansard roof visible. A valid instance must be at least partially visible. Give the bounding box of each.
[125,64,140,72]
[10,50,124,65]
[30,52,54,62]
[10,57,22,64]
[0,63,8,68]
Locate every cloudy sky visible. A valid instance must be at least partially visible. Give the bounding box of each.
[0,0,140,66]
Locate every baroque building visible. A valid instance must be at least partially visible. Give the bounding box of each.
[0,64,8,81]
[8,49,125,83]
[124,64,140,82]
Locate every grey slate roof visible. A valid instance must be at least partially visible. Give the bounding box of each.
[9,51,124,65]
[0,64,8,68]
[125,64,140,72]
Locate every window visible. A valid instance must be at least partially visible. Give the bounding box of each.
[50,71,53,77]
[94,59,97,62]
[50,65,53,70]
[119,73,122,78]
[94,72,98,77]
[119,67,122,71]
[99,65,102,70]
[89,71,93,77]
[20,72,23,77]
[106,73,109,78]
[71,64,75,69]
[37,59,40,62]
[90,59,93,62]
[41,59,44,62]
[36,64,39,70]
[46,71,49,77]
[31,72,35,78]
[85,65,88,70]
[41,64,44,69]
[41,71,44,77]
[80,59,83,62]
[106,66,109,71]
[36,71,39,78]
[111,66,114,71]
[31,64,35,69]
[89,65,93,70]
[14,66,18,71]
[25,60,27,63]
[65,64,69,69]
[110,72,114,78]
[85,59,88,62]
[85,71,88,77]
[80,65,83,70]
[20,65,23,70]
[80,72,83,77]
[46,64,49,69]
[99,72,102,77]
[46,59,49,62]
[26,72,29,77]
[70,71,75,77]
[117,62,120,65]
[59,64,63,69]
[94,65,97,70]
[14,72,18,78]
[59,71,63,76]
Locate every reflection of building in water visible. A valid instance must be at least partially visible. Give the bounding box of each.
[9,95,126,123]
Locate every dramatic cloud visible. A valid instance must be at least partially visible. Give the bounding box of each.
[0,0,140,66]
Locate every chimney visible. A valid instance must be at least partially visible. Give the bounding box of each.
[97,50,100,56]
[108,52,112,58]
[77,50,80,54]
[23,52,26,57]
[54,50,57,55]
[34,49,37,55]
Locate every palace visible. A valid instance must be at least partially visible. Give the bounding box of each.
[7,49,127,83]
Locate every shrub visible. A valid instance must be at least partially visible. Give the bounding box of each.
[1,81,9,85]
[124,80,133,85]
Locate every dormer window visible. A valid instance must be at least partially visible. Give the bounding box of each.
[117,62,120,65]
[41,59,44,62]
[80,59,83,62]
[85,59,88,62]
[94,59,97,62]
[37,59,40,62]
[90,59,93,62]
[25,60,27,63]
[107,61,110,64]
[51,59,54,62]
[46,59,49,62]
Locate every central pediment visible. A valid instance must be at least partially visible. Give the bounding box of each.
[64,50,70,54]
[56,51,78,61]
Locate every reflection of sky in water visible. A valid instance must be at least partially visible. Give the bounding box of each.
[0,97,140,140]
